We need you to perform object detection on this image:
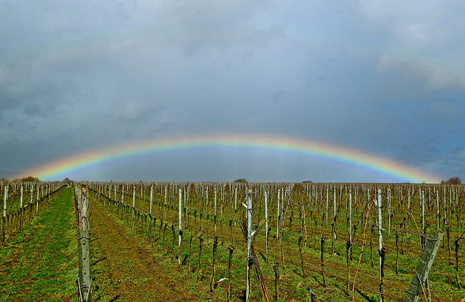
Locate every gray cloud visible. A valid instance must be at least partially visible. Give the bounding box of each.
[1,1,464,182]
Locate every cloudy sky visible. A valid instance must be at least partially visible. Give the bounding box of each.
[1,1,464,183]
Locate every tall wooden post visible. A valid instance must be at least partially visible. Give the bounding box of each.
[149,185,153,235]
[214,187,217,236]
[77,185,91,302]
[149,185,153,217]
[164,185,167,220]
[436,190,440,230]
[376,189,384,302]
[265,191,269,262]
[408,187,411,216]
[132,185,135,229]
[443,185,447,226]
[36,186,39,214]
[20,185,23,208]
[334,187,337,221]
[20,185,24,229]
[326,187,329,226]
[387,187,391,237]
[234,187,238,226]
[2,185,8,242]
[349,189,352,251]
[30,185,33,206]
[421,190,425,234]
[277,189,280,239]
[178,188,182,266]
[244,189,253,302]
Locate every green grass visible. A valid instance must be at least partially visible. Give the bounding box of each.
[0,187,78,301]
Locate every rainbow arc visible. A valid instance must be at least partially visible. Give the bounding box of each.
[15,134,441,183]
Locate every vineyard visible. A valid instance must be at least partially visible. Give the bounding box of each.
[1,181,465,301]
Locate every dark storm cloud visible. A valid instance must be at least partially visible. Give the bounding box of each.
[1,0,465,182]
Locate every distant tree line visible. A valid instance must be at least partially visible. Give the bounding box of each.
[5,176,41,183]
[441,176,462,185]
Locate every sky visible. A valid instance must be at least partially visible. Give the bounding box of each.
[1,1,464,183]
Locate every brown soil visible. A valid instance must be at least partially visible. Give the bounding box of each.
[90,201,214,301]
[89,189,465,301]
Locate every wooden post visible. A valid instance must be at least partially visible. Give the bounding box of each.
[376,189,384,302]
[326,187,329,226]
[164,185,167,220]
[20,185,23,208]
[132,185,135,229]
[405,230,444,302]
[334,187,337,222]
[149,185,153,217]
[120,185,124,219]
[265,191,269,262]
[185,186,189,225]
[436,190,440,230]
[244,189,253,302]
[214,187,217,236]
[77,185,91,302]
[149,185,153,235]
[20,185,23,229]
[36,186,39,214]
[277,189,280,239]
[408,187,411,217]
[2,185,8,242]
[178,188,182,266]
[420,190,426,250]
[205,187,209,238]
[30,185,33,206]
[234,187,238,226]
[78,229,91,302]
[388,187,391,237]
[348,189,352,259]
[346,189,352,293]
[443,185,447,226]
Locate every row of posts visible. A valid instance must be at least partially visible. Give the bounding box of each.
[2,183,56,243]
[92,182,445,301]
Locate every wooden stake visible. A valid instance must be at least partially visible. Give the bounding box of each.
[245,189,253,302]
[376,189,384,302]
[2,185,8,243]
[178,188,182,266]
[265,191,269,262]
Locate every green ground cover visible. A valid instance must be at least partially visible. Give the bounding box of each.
[0,187,78,301]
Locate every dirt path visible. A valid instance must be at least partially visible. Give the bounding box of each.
[90,200,214,301]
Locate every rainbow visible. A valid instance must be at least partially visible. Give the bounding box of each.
[14,134,441,183]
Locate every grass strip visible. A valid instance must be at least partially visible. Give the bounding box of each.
[0,187,78,301]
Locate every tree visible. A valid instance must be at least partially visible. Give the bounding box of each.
[12,176,40,182]
[441,177,462,185]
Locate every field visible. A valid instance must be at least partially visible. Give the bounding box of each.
[1,181,465,301]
